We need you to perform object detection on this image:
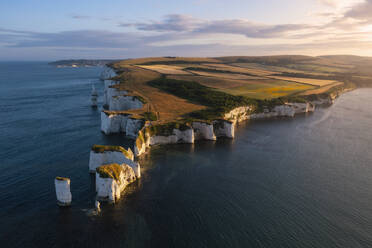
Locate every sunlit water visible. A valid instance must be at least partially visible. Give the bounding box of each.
[1,62,372,248]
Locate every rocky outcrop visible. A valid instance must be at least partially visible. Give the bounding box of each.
[103,80,120,106]
[224,106,253,123]
[213,120,234,138]
[55,177,72,206]
[288,102,315,114]
[101,111,144,137]
[133,121,235,157]
[89,145,136,173]
[192,122,217,141]
[95,163,137,203]
[134,126,195,157]
[224,102,315,121]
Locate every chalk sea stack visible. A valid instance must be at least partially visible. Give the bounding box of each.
[55,177,72,207]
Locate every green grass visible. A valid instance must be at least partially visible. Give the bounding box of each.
[92,145,132,159]
[142,112,158,121]
[55,177,69,181]
[96,163,123,181]
[148,77,257,118]
[145,122,191,136]
[220,80,314,100]
[135,130,146,150]
[184,66,255,76]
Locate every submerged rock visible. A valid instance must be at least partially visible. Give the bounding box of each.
[55,177,72,207]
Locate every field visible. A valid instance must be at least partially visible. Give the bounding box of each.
[231,63,331,76]
[187,70,263,80]
[111,65,205,122]
[137,65,191,75]
[168,75,314,99]
[267,76,339,87]
[299,82,344,96]
[219,80,315,99]
[108,55,372,122]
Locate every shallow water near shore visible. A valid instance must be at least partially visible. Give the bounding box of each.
[1,62,372,247]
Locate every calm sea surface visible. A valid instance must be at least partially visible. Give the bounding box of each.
[1,62,372,248]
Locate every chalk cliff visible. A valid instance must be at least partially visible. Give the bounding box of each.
[55,177,72,206]
[132,101,322,157]
[103,83,143,111]
[109,95,143,111]
[100,66,117,81]
[101,112,144,137]
[99,74,350,158]
[95,163,137,203]
[89,145,140,178]
[192,122,217,141]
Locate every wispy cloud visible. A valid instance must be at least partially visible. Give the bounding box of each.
[120,14,311,38]
[71,15,92,20]
[2,0,372,59]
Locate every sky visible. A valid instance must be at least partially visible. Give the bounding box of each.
[1,0,372,60]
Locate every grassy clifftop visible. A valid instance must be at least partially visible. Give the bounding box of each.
[107,56,371,124]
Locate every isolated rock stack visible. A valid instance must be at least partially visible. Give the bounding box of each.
[54,177,72,206]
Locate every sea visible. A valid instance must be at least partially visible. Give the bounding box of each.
[0,61,372,248]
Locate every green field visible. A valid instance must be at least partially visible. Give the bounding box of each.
[109,55,372,122]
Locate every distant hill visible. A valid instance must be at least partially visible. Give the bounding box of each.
[49,59,119,67]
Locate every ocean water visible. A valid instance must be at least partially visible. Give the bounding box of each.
[1,62,372,248]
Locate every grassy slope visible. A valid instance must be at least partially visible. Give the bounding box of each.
[109,55,372,123]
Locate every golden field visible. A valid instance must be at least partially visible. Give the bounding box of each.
[107,56,365,122]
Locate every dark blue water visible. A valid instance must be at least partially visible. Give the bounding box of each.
[1,62,372,248]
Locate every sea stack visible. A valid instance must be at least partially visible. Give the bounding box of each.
[91,84,98,107]
[88,145,135,173]
[95,163,137,203]
[54,177,72,206]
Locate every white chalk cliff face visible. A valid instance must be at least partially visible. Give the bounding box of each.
[150,128,195,145]
[96,164,136,203]
[55,178,72,206]
[133,123,235,157]
[134,128,191,157]
[192,122,217,141]
[132,99,336,157]
[88,145,140,179]
[103,80,143,111]
[103,80,120,106]
[109,95,143,111]
[213,120,234,138]
[89,149,133,173]
[100,66,117,81]
[101,112,144,137]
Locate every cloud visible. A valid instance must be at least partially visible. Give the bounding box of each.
[71,15,91,19]
[318,0,338,6]
[120,14,311,38]
[120,14,202,32]
[2,6,372,60]
[194,20,310,38]
[320,0,372,29]
[0,29,143,49]
[344,0,372,21]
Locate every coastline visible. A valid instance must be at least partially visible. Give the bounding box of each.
[98,65,354,158]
